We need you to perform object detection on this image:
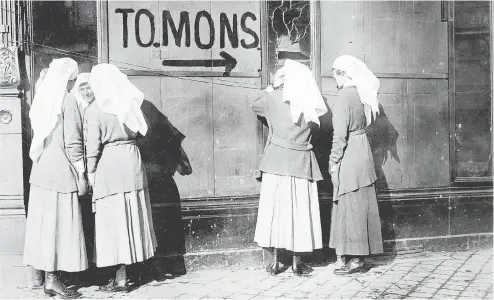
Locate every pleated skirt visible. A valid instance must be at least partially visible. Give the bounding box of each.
[93,188,157,268]
[329,184,384,256]
[254,173,323,253]
[23,185,88,272]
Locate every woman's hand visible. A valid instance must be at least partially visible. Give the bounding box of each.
[88,172,96,186]
[330,164,340,187]
[264,85,275,93]
[77,171,89,196]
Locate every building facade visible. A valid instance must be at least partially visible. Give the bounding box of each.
[0,0,492,288]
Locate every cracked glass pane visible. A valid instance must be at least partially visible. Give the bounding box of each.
[267,0,311,74]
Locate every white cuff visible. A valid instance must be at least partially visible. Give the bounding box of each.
[73,160,85,175]
[265,85,274,93]
[88,172,96,186]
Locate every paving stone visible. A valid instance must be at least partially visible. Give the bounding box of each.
[206,291,236,298]
[257,289,285,297]
[5,249,494,299]
[381,293,406,299]
[436,288,461,296]
[297,283,323,293]
[395,279,421,288]
[403,275,427,282]
[341,281,365,291]
[461,290,487,297]
[408,292,434,298]
[414,286,440,294]
[305,290,334,299]
[442,284,466,291]
[325,291,358,299]
[283,291,309,298]
[385,286,410,296]
[175,294,204,299]
[226,293,256,299]
[377,275,401,284]
[249,296,272,300]
[351,291,380,299]
[437,265,460,271]
[420,281,444,289]
[441,259,464,266]
[428,273,451,281]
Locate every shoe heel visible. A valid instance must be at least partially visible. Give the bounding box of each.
[44,290,55,297]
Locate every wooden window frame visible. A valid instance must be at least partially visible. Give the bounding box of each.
[449,1,494,186]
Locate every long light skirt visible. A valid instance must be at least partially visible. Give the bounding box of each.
[23,185,88,272]
[94,189,157,267]
[254,173,323,252]
[329,184,384,256]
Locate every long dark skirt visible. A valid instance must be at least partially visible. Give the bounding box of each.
[329,184,383,256]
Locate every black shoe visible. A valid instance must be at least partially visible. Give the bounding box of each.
[44,287,82,299]
[30,269,44,289]
[266,261,288,275]
[98,278,116,292]
[292,262,314,276]
[334,257,366,275]
[44,272,82,299]
[100,279,130,293]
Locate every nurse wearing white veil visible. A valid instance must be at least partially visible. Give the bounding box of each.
[251,59,326,276]
[24,58,87,298]
[329,55,383,275]
[71,72,94,115]
[85,63,157,292]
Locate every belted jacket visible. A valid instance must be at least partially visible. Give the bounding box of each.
[330,87,377,198]
[251,89,323,182]
[84,102,147,200]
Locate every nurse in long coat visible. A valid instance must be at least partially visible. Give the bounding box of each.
[71,73,97,265]
[85,64,157,291]
[251,59,327,276]
[329,55,384,275]
[24,58,88,298]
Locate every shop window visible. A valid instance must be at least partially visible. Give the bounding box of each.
[453,1,492,179]
[267,0,311,74]
[32,1,97,88]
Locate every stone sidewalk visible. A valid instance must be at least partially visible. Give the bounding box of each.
[2,249,492,299]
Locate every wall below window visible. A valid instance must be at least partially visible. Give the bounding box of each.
[148,186,493,271]
[0,185,491,289]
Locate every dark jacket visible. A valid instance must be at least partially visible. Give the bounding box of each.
[330,87,377,197]
[251,89,323,181]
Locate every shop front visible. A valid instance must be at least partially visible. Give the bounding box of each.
[0,0,492,288]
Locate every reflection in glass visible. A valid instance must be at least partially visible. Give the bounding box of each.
[32,1,97,89]
[454,1,492,177]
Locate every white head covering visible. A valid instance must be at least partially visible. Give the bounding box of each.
[29,57,79,162]
[89,64,148,136]
[34,68,48,93]
[332,55,380,126]
[281,59,327,126]
[71,72,91,112]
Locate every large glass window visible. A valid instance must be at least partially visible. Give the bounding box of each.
[453,1,492,178]
[32,1,97,89]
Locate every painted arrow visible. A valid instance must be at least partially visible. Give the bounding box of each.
[162,51,237,76]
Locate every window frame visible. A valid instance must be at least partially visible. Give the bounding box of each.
[449,0,494,185]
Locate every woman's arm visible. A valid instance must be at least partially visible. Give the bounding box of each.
[63,94,85,175]
[250,86,273,118]
[85,107,102,179]
[329,99,350,170]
